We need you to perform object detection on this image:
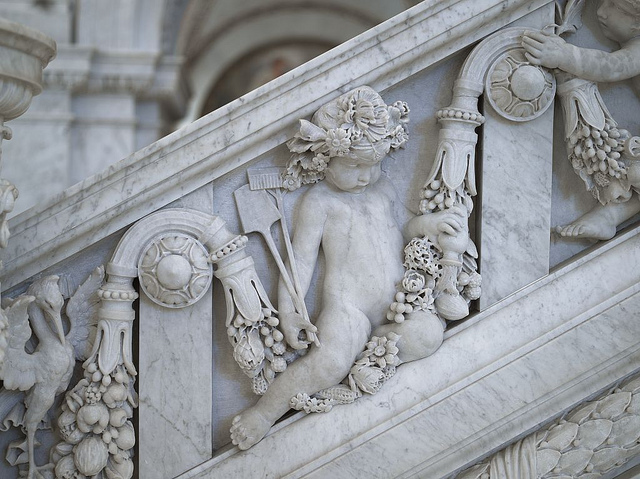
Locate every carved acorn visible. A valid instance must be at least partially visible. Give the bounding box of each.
[105,456,134,479]
[74,436,109,476]
[76,402,110,434]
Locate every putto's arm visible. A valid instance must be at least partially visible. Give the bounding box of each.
[523,31,640,82]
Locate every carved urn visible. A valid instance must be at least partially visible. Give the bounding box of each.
[0,17,55,126]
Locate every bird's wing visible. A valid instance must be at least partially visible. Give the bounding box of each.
[65,266,105,361]
[0,296,38,391]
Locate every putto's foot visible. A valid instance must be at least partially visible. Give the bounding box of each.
[230,407,273,450]
[555,220,616,241]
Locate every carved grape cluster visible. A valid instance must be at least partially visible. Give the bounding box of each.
[228,307,295,396]
[568,118,629,185]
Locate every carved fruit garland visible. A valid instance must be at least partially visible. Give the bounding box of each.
[53,364,136,479]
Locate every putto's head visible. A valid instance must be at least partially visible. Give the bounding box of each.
[596,0,640,44]
[283,86,409,190]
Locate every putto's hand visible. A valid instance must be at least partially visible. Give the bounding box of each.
[279,312,317,350]
[522,30,568,69]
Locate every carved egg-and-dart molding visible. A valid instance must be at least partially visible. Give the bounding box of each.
[138,234,212,308]
[487,48,555,122]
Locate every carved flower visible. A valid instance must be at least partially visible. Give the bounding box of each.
[325,128,351,157]
[403,270,426,293]
[362,334,400,369]
[390,125,409,149]
[311,153,329,171]
[338,88,390,143]
[392,101,410,121]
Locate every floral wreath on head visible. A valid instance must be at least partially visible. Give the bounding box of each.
[282,86,410,191]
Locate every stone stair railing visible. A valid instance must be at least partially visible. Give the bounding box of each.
[2,0,640,478]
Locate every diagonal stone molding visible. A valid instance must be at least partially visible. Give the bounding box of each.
[0,0,553,291]
[455,371,640,479]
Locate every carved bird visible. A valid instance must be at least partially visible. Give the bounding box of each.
[0,267,104,479]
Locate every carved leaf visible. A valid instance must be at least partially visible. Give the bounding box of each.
[621,377,640,393]
[536,448,561,476]
[590,446,627,472]
[556,0,586,36]
[608,415,640,446]
[66,266,105,361]
[595,392,632,419]
[441,141,469,191]
[566,402,597,424]
[557,448,593,475]
[543,422,579,451]
[626,394,640,414]
[576,419,612,449]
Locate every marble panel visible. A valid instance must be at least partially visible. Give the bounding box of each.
[138,289,213,479]
[476,4,554,309]
[139,185,215,478]
[478,106,554,309]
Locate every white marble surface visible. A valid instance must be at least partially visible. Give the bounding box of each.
[0,0,554,291]
[138,187,215,479]
[183,223,640,479]
[478,105,554,309]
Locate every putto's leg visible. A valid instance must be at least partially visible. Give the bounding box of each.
[231,305,371,450]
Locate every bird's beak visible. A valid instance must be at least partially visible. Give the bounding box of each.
[49,309,65,344]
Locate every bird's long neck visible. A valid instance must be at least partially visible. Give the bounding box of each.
[27,304,56,346]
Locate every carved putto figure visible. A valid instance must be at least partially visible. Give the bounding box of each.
[230,86,470,450]
[0,268,104,479]
[523,0,640,240]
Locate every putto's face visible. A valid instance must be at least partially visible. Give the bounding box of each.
[325,155,382,193]
[596,0,640,44]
